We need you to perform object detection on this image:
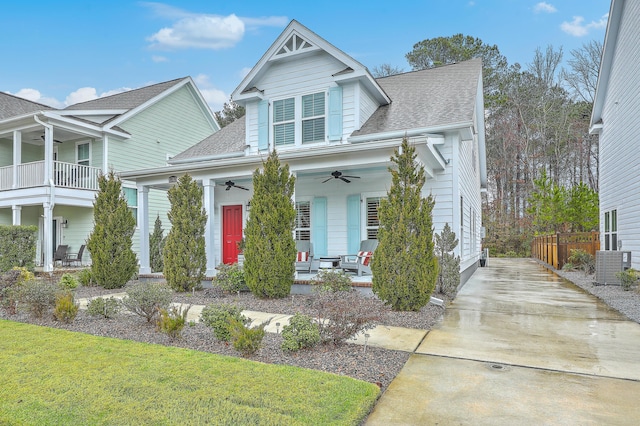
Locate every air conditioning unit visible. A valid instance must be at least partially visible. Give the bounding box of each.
[595,251,632,285]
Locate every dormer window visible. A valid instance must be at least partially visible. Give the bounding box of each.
[302,93,325,143]
[274,97,295,146]
[272,92,326,147]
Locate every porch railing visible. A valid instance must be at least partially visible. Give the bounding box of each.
[531,231,600,270]
[0,161,101,191]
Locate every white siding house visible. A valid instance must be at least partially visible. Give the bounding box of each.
[0,78,219,271]
[590,0,640,269]
[124,20,487,285]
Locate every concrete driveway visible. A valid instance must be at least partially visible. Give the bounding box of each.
[367,258,640,425]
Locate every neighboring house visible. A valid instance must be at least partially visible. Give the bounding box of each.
[0,77,220,271]
[590,0,639,269]
[123,20,487,284]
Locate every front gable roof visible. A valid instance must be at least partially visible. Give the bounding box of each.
[232,20,390,105]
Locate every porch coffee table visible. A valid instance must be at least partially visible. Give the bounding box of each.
[318,256,341,269]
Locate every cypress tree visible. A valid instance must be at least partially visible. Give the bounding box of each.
[434,223,460,296]
[149,215,165,273]
[86,171,138,289]
[244,150,296,299]
[371,138,438,310]
[163,174,207,292]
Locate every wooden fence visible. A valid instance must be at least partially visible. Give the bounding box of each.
[531,232,600,270]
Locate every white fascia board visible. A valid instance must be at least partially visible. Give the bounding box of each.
[42,111,130,139]
[57,109,127,116]
[348,122,473,143]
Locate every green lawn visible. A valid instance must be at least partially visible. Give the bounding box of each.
[0,320,379,425]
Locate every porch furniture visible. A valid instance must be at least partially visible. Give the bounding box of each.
[295,240,314,272]
[53,245,69,266]
[340,239,379,276]
[318,256,341,269]
[63,244,85,267]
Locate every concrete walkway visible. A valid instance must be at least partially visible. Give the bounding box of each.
[76,294,429,352]
[367,258,640,425]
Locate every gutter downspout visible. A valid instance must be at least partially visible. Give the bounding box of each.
[34,114,56,273]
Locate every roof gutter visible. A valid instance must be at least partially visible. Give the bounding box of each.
[169,151,245,165]
[347,122,472,143]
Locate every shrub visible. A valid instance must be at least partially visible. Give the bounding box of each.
[200,303,248,342]
[164,174,207,292]
[311,290,387,345]
[86,297,121,319]
[53,291,79,323]
[58,273,79,291]
[617,269,638,291]
[372,138,438,311]
[12,266,35,284]
[230,318,267,357]
[435,223,460,297]
[77,269,94,287]
[121,282,173,323]
[86,171,138,289]
[281,313,320,352]
[150,215,166,273]
[214,263,248,293]
[311,269,352,293]
[158,305,191,339]
[0,268,31,302]
[0,225,38,272]
[16,280,58,318]
[567,249,595,275]
[243,150,297,299]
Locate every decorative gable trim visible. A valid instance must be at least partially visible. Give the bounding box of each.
[273,33,319,59]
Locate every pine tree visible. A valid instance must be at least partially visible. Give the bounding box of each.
[434,223,460,296]
[163,174,207,292]
[371,138,438,311]
[244,150,296,299]
[86,171,138,289]
[149,215,165,273]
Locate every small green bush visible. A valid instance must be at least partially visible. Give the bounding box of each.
[12,266,35,284]
[230,318,267,357]
[567,249,595,274]
[617,268,638,291]
[312,269,352,293]
[281,313,320,352]
[121,282,173,323]
[16,280,58,318]
[214,263,248,293]
[76,269,94,287]
[158,305,191,339]
[200,303,248,342]
[86,297,121,319]
[58,273,79,291]
[53,291,79,323]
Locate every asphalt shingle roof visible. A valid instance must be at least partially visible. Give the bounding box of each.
[352,58,482,137]
[169,117,246,162]
[64,78,187,110]
[0,92,56,120]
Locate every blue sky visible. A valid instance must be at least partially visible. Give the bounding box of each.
[1,1,609,112]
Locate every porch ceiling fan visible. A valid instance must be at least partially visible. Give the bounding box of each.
[223,180,249,191]
[322,170,360,183]
[34,134,63,144]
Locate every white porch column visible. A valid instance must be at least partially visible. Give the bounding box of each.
[12,130,21,189]
[43,202,53,272]
[291,171,297,240]
[103,135,109,173]
[43,125,53,184]
[203,179,216,276]
[12,205,22,225]
[137,185,151,274]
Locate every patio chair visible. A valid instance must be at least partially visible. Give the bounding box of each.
[53,245,69,266]
[340,239,379,276]
[295,240,314,273]
[63,244,85,267]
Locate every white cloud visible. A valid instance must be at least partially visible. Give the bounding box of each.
[240,16,289,30]
[151,55,168,62]
[11,88,64,108]
[534,2,557,13]
[561,14,608,37]
[193,74,228,111]
[65,87,98,105]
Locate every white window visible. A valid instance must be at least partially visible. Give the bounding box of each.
[604,209,617,250]
[123,187,138,225]
[273,98,295,146]
[295,201,311,240]
[366,197,381,239]
[302,93,325,143]
[76,142,90,166]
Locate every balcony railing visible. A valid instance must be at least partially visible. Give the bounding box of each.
[0,161,101,191]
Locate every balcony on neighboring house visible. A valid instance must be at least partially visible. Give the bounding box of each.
[0,161,101,192]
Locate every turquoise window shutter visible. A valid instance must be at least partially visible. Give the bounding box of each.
[312,197,328,256]
[258,100,269,151]
[328,86,343,141]
[346,194,360,253]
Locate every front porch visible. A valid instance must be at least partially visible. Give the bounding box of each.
[0,161,101,191]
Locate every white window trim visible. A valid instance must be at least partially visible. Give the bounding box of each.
[75,140,92,166]
[295,197,313,241]
[122,185,138,228]
[362,191,386,240]
[270,90,327,149]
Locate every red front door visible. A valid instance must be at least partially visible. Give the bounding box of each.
[223,205,243,264]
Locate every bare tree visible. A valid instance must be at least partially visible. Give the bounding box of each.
[371,64,404,78]
[561,40,603,103]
